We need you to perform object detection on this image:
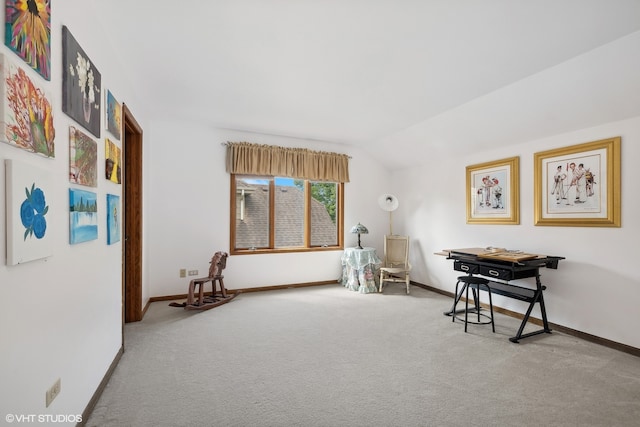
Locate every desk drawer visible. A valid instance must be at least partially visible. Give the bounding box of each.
[454,261,479,275]
[479,266,512,280]
[480,266,539,281]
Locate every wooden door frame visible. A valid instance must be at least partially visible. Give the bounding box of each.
[122,103,143,323]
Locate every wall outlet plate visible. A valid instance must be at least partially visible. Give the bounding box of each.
[179,268,186,278]
[46,378,61,407]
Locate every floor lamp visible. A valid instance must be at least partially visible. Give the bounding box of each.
[378,194,399,235]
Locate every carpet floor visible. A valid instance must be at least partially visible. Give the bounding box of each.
[85,284,640,427]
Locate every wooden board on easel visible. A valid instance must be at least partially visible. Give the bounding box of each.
[476,252,540,262]
[447,247,541,262]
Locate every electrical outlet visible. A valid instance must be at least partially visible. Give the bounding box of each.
[46,378,61,407]
[179,269,186,278]
[188,270,198,276]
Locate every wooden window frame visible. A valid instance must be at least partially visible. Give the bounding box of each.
[230,175,344,255]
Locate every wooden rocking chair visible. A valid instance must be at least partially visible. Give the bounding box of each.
[171,251,238,310]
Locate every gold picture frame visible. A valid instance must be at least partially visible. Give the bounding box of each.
[534,137,621,227]
[466,156,519,225]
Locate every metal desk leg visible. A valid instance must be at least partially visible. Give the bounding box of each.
[509,273,552,343]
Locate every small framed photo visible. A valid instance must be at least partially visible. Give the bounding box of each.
[534,137,621,227]
[466,156,519,225]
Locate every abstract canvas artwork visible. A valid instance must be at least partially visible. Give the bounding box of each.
[0,53,55,157]
[106,194,120,245]
[106,89,121,140]
[69,188,98,244]
[105,138,121,184]
[69,126,97,187]
[5,158,53,265]
[62,25,101,138]
[4,0,51,80]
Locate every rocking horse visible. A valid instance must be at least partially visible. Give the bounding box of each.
[170,251,238,310]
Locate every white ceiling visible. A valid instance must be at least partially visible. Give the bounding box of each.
[91,0,640,170]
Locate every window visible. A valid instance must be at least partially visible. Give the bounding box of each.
[231,175,343,254]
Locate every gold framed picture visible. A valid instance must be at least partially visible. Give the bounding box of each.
[534,137,621,227]
[466,156,519,225]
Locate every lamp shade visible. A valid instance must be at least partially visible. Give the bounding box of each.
[350,223,369,234]
[350,223,368,249]
[378,194,399,235]
[378,194,399,212]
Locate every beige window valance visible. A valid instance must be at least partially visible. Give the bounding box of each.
[225,142,350,183]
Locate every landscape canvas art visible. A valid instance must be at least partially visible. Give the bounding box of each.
[5,158,53,265]
[62,25,101,138]
[69,126,97,187]
[106,194,120,245]
[69,188,98,244]
[0,53,55,157]
[4,0,51,80]
[106,89,121,140]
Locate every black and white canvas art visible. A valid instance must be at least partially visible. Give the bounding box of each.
[62,25,101,138]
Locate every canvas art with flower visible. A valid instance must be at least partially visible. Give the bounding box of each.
[62,25,101,138]
[5,158,53,265]
[70,52,96,122]
[21,182,48,240]
[4,0,51,80]
[0,53,55,157]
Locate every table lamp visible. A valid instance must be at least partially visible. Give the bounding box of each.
[350,223,369,249]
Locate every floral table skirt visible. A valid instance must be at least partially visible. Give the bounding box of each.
[340,264,379,293]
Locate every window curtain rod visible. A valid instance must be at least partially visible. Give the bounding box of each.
[223,141,350,183]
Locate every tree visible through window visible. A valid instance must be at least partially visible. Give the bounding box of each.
[231,175,343,253]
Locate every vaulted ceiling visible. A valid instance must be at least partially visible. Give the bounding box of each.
[91,0,640,170]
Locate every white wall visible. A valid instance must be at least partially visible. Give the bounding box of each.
[0,1,147,421]
[392,116,640,349]
[145,121,391,297]
[1,2,638,423]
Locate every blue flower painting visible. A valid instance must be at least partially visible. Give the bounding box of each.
[20,183,49,240]
[5,158,53,265]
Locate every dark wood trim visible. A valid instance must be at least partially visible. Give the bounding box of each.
[149,280,338,303]
[77,346,124,427]
[304,181,311,246]
[229,175,236,253]
[122,103,144,323]
[268,179,275,247]
[231,246,344,256]
[548,323,640,357]
[337,182,344,247]
[224,279,338,294]
[412,281,640,358]
[142,299,152,318]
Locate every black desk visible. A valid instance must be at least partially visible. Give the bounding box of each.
[442,248,564,343]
